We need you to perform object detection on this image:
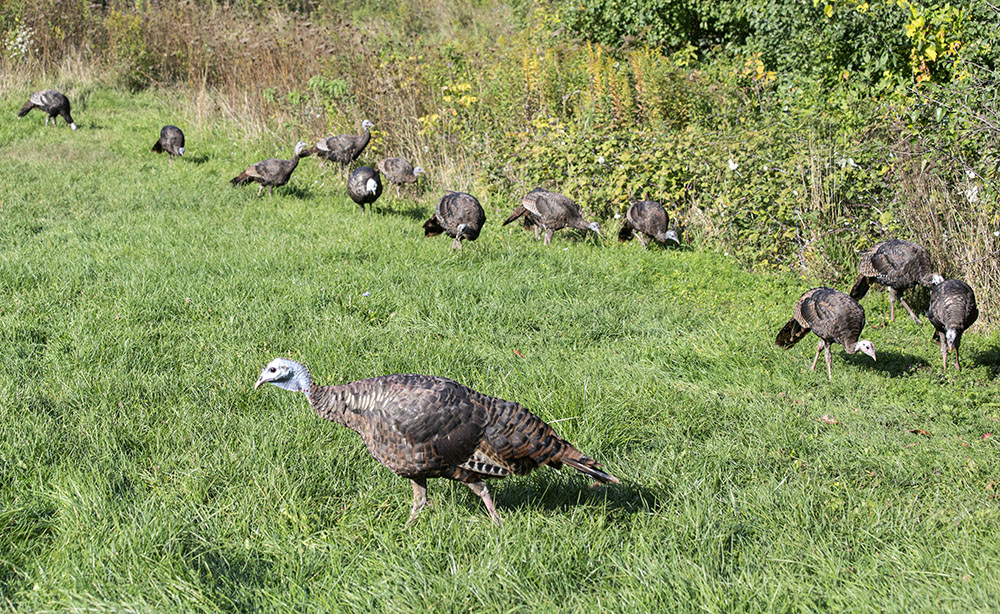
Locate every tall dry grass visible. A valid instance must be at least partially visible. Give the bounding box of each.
[3,1,997,328]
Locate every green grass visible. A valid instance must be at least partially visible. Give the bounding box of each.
[2,87,999,613]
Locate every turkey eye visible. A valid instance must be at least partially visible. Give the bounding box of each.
[269,367,276,373]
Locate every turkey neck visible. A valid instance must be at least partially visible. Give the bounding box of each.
[841,338,861,355]
[307,383,364,432]
[356,128,371,154]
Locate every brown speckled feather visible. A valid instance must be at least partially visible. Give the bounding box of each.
[18,89,74,126]
[151,125,184,157]
[626,201,668,239]
[426,192,485,243]
[927,280,978,341]
[776,287,865,349]
[307,374,617,484]
[231,147,308,190]
[378,157,419,185]
[852,239,937,298]
[502,188,595,239]
[314,126,370,165]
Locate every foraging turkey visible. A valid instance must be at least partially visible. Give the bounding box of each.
[849,239,943,324]
[617,200,680,246]
[926,279,978,371]
[151,125,185,165]
[377,157,424,196]
[423,191,485,250]
[502,188,600,245]
[307,119,374,178]
[347,166,382,213]
[230,141,310,196]
[254,358,619,526]
[17,90,76,130]
[776,287,877,381]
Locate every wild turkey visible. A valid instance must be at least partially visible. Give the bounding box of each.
[776,287,877,381]
[347,166,382,213]
[423,192,485,250]
[377,157,424,197]
[307,119,374,178]
[617,200,679,247]
[926,279,978,371]
[502,188,600,245]
[849,239,944,324]
[17,90,76,130]
[151,125,185,165]
[230,141,310,196]
[254,358,619,526]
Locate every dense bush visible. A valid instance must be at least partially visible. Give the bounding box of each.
[1,0,997,324]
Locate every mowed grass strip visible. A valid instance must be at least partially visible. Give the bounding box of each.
[1,89,999,613]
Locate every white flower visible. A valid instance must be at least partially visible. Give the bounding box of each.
[728,158,738,171]
[614,213,622,219]
[361,291,370,297]
[596,155,605,165]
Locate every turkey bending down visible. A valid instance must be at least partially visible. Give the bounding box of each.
[347,166,383,213]
[423,191,485,250]
[776,287,877,381]
[377,157,424,197]
[17,90,76,130]
[230,141,310,196]
[151,125,185,165]
[254,358,619,526]
[307,120,374,179]
[849,239,943,324]
[502,187,600,245]
[617,200,679,247]
[926,279,978,371]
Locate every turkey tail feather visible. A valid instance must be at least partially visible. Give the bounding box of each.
[502,206,526,226]
[151,141,163,153]
[230,172,250,186]
[17,102,33,117]
[423,216,444,237]
[776,317,809,348]
[562,453,619,484]
[617,224,634,242]
[849,275,870,300]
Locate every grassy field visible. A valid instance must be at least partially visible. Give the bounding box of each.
[2,87,999,613]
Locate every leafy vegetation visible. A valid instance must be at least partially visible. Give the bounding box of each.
[1,2,996,321]
[2,87,1000,612]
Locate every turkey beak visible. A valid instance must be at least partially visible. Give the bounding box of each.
[871,351,877,362]
[254,376,267,390]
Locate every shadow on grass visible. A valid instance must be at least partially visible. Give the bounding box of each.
[496,476,664,517]
[970,346,1000,377]
[278,185,315,199]
[182,154,210,165]
[374,203,429,221]
[842,349,927,378]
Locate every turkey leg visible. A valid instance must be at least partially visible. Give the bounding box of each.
[406,478,428,526]
[465,481,502,526]
[811,339,824,372]
[898,296,920,324]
